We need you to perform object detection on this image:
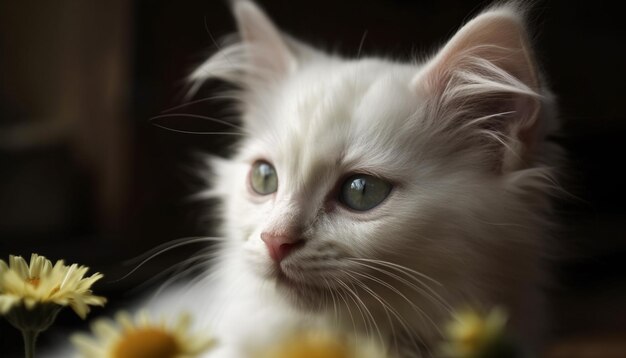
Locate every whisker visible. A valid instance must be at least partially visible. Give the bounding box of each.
[159,95,239,114]
[347,268,443,337]
[342,271,392,350]
[350,258,442,286]
[348,278,385,348]
[150,250,221,298]
[323,278,339,323]
[346,272,421,357]
[348,257,452,313]
[335,277,371,338]
[135,252,215,297]
[110,236,224,283]
[150,113,244,130]
[150,123,244,136]
[356,30,368,59]
[333,279,357,336]
[348,259,453,314]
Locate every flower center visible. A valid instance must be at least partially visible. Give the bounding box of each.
[458,321,483,353]
[112,328,181,358]
[27,277,41,288]
[275,335,350,358]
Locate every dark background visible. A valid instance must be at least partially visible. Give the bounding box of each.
[1,0,625,356]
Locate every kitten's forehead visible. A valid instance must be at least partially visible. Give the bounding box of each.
[250,59,420,189]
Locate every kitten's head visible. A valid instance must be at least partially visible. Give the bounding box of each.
[194,0,557,333]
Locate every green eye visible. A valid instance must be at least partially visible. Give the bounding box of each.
[250,161,278,195]
[339,174,391,211]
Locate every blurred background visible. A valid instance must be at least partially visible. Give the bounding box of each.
[1,0,624,356]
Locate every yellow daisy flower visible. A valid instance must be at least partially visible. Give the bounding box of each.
[439,307,509,358]
[0,254,106,319]
[71,311,216,358]
[252,329,387,358]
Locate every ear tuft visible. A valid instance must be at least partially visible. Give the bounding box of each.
[415,7,538,95]
[189,0,295,95]
[413,5,543,172]
[233,0,296,76]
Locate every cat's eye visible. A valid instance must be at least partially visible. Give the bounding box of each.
[250,161,278,195]
[339,174,392,211]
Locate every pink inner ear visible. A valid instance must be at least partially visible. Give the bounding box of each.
[234,0,296,78]
[417,11,539,97]
[412,8,542,172]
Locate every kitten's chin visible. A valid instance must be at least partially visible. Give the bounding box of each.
[278,280,326,312]
[258,263,327,312]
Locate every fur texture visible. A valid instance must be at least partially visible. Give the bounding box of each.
[151,1,560,357]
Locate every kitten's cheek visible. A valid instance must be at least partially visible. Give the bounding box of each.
[242,239,278,278]
[244,233,271,259]
[243,228,255,241]
[239,217,261,241]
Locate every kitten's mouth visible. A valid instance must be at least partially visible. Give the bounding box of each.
[273,263,302,287]
[271,264,326,308]
[275,267,293,285]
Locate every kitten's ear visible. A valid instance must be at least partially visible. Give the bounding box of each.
[233,0,296,77]
[189,0,295,90]
[414,6,542,172]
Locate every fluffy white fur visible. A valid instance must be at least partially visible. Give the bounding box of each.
[70,2,561,357]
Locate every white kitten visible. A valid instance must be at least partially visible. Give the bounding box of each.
[130,1,560,357]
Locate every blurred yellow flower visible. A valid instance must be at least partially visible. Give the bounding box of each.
[72,311,216,358]
[439,307,508,358]
[253,329,387,358]
[0,254,106,319]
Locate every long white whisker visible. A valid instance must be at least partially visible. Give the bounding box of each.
[342,271,390,350]
[347,268,443,337]
[348,257,450,310]
[347,278,385,348]
[160,94,239,113]
[111,236,224,283]
[346,271,422,357]
[350,258,442,286]
[333,280,357,335]
[323,278,339,323]
[348,259,453,314]
[124,236,223,265]
[151,113,244,130]
[335,277,371,338]
[150,123,244,136]
[150,250,222,298]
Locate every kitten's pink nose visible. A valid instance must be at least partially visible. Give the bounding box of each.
[261,232,303,263]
